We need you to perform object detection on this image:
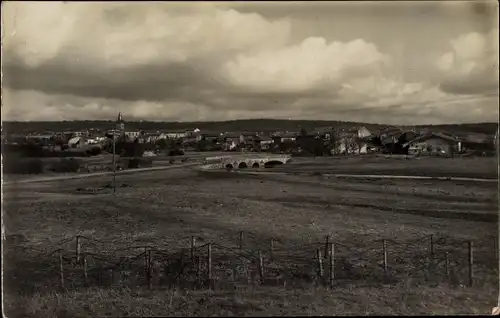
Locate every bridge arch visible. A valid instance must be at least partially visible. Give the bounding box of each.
[264,160,284,168]
[225,163,234,170]
[252,162,260,168]
[238,162,248,169]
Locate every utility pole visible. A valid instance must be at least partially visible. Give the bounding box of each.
[112,132,116,195]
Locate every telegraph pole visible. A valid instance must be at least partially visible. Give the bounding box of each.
[112,132,116,195]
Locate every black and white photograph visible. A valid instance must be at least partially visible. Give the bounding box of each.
[2,1,499,316]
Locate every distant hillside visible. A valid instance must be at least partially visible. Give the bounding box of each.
[2,119,497,136]
[2,119,387,134]
[415,123,499,136]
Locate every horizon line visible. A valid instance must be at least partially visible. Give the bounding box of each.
[1,119,498,126]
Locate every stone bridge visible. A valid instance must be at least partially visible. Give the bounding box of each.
[202,154,292,170]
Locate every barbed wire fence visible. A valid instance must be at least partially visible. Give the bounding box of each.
[6,232,498,291]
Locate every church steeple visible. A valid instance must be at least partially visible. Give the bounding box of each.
[116,112,125,132]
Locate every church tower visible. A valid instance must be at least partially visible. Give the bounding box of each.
[116,112,125,133]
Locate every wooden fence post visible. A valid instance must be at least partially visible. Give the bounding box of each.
[324,235,330,259]
[239,231,244,251]
[495,236,498,261]
[468,241,474,287]
[207,243,212,288]
[316,249,324,282]
[147,250,153,289]
[144,247,149,279]
[430,235,434,260]
[109,268,114,286]
[444,251,449,279]
[191,236,196,264]
[270,238,274,260]
[258,250,264,284]
[196,256,201,287]
[232,261,237,282]
[329,243,335,288]
[59,250,64,289]
[76,235,81,265]
[83,253,88,283]
[383,239,388,272]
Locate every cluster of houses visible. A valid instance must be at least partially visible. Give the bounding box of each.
[2,113,498,157]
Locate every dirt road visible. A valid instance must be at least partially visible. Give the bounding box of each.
[3,162,198,185]
[229,170,498,183]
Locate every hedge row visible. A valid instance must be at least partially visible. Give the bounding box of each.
[3,157,83,174]
[4,143,103,158]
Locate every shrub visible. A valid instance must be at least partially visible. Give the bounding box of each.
[127,157,153,169]
[50,158,82,173]
[85,146,102,156]
[3,157,44,174]
[120,141,144,157]
[168,149,184,156]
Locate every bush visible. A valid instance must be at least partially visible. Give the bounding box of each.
[3,157,44,174]
[127,157,153,169]
[85,146,102,156]
[50,158,82,173]
[168,148,184,156]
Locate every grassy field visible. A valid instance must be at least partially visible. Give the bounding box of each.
[2,151,228,183]
[2,157,498,316]
[279,156,498,179]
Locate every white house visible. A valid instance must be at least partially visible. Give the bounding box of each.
[356,126,372,139]
[259,136,274,150]
[163,130,189,139]
[68,136,83,148]
[125,130,142,140]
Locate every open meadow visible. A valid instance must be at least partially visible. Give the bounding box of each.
[2,157,499,316]
[277,155,499,179]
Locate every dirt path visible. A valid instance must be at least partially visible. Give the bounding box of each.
[229,170,498,183]
[3,162,198,185]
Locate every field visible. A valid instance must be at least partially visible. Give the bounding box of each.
[2,156,498,316]
[2,151,228,183]
[278,155,499,179]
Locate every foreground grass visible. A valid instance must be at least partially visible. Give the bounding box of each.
[3,162,498,316]
[5,283,496,317]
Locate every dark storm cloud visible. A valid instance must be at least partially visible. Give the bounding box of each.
[439,75,499,96]
[2,59,217,102]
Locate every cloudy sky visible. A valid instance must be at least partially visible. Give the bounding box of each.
[2,1,499,124]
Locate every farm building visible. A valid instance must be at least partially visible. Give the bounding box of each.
[124,130,143,140]
[25,134,53,145]
[240,132,259,146]
[223,132,241,143]
[196,132,222,143]
[258,136,274,150]
[403,133,459,156]
[161,130,190,139]
[68,136,84,148]
[460,133,496,155]
[273,132,300,143]
[312,127,334,140]
[222,133,240,151]
[356,126,372,139]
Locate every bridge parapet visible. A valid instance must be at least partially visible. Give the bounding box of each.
[200,154,291,170]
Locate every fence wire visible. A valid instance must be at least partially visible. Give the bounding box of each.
[5,233,497,290]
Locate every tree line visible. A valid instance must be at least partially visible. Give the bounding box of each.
[4,119,497,136]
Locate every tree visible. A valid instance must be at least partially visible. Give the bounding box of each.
[155,138,169,151]
[117,140,145,157]
[196,139,210,152]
